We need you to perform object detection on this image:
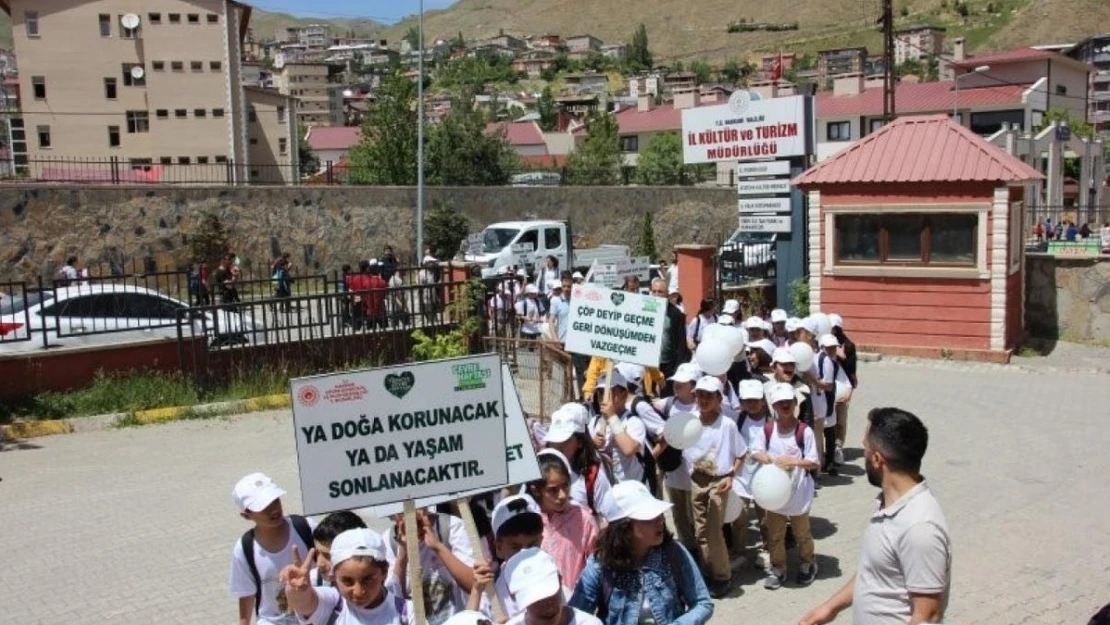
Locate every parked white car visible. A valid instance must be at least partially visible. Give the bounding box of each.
[0,283,255,353]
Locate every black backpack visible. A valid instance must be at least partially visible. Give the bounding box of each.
[240,514,314,616]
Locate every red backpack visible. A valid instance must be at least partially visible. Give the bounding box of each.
[763,421,808,452]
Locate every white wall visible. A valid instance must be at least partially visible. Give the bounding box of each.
[815,117,862,161]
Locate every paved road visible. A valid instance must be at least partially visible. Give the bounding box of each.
[2,358,1109,625]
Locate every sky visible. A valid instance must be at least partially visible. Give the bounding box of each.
[246,0,459,24]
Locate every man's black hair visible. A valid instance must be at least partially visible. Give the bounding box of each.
[866,407,929,474]
[312,510,367,545]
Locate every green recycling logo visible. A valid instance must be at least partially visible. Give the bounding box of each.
[610,292,625,307]
[384,372,415,399]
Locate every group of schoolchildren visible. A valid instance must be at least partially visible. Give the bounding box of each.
[228,304,857,625]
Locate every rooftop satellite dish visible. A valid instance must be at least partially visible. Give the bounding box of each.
[343,89,353,97]
[121,13,140,29]
[130,65,145,80]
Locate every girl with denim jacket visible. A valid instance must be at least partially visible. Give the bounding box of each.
[569,481,714,625]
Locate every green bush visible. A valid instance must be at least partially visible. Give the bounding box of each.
[788,277,810,316]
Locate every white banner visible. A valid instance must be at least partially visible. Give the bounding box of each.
[565,284,666,368]
[681,95,808,164]
[739,197,792,214]
[466,233,484,256]
[740,214,792,233]
[737,179,792,196]
[736,160,792,177]
[290,354,508,515]
[586,256,651,289]
[369,363,541,517]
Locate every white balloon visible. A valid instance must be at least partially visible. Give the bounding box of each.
[751,464,794,512]
[695,340,732,376]
[723,489,744,523]
[701,323,729,346]
[789,341,816,371]
[663,411,703,450]
[724,326,746,357]
[813,313,832,337]
[835,379,853,403]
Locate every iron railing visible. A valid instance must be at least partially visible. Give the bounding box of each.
[1023,204,1110,254]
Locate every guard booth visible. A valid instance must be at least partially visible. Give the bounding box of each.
[793,114,1043,362]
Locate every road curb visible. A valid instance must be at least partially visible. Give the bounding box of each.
[1,393,291,440]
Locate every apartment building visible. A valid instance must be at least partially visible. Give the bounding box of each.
[1065,34,1110,140]
[817,47,868,85]
[2,0,297,184]
[276,23,328,48]
[273,62,343,127]
[894,26,946,66]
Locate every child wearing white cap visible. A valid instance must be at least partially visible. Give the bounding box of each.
[651,363,701,555]
[813,334,848,476]
[751,383,820,590]
[229,472,317,625]
[589,370,650,487]
[515,285,546,341]
[543,404,613,518]
[280,528,410,625]
[383,508,478,625]
[488,494,546,619]
[505,548,602,625]
[770,309,789,347]
[526,451,600,590]
[745,316,766,342]
[569,482,713,624]
[731,379,771,565]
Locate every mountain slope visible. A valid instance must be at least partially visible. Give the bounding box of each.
[384,0,1107,63]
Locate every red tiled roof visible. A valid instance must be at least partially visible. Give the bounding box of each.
[306,126,361,151]
[794,114,1043,185]
[816,81,1027,118]
[487,121,545,146]
[613,101,719,134]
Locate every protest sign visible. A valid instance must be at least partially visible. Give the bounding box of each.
[466,233,484,256]
[564,283,667,368]
[370,363,541,517]
[290,354,508,515]
[585,256,651,289]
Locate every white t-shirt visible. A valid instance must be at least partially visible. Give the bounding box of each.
[682,412,747,478]
[733,413,767,500]
[589,412,647,483]
[749,422,819,517]
[382,514,475,625]
[655,396,697,491]
[541,268,559,294]
[506,607,603,625]
[685,314,716,343]
[569,461,613,514]
[228,517,317,625]
[812,353,845,427]
[630,396,665,438]
[304,587,411,625]
[514,298,544,335]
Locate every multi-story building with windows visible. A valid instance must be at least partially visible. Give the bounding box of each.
[273,62,343,127]
[1065,34,1110,140]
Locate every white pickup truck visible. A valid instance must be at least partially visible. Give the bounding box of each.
[464,220,630,278]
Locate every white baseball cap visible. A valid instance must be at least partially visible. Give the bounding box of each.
[718,314,735,326]
[548,279,563,291]
[829,313,844,328]
[768,382,798,405]
[536,448,573,476]
[722,299,741,315]
[785,317,802,333]
[330,528,387,568]
[602,480,673,523]
[745,316,764,330]
[801,316,819,335]
[524,284,539,294]
[694,375,724,396]
[763,320,773,333]
[572,271,584,280]
[596,369,628,390]
[747,338,777,356]
[737,379,765,401]
[422,254,438,264]
[770,309,788,323]
[819,334,840,348]
[505,548,563,609]
[772,347,797,365]
[668,362,701,383]
[491,494,542,536]
[443,611,492,625]
[616,363,645,389]
[543,403,589,444]
[233,472,286,513]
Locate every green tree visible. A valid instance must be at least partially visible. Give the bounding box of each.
[347,70,418,185]
[188,213,231,268]
[404,25,421,51]
[635,132,687,185]
[721,59,742,84]
[296,124,319,177]
[537,86,558,131]
[423,200,470,261]
[426,92,518,185]
[627,23,653,72]
[565,112,622,185]
[635,212,658,260]
[690,60,712,84]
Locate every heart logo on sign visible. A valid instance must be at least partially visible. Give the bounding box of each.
[384,372,415,399]
[610,292,625,307]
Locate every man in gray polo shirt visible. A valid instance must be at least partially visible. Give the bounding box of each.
[799,407,951,625]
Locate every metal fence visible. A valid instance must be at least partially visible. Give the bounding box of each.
[484,336,575,423]
[1024,204,1110,253]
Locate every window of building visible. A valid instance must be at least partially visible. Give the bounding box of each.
[126,111,150,134]
[119,15,140,39]
[174,109,187,118]
[215,156,228,163]
[827,121,851,141]
[249,137,258,145]
[155,109,168,119]
[279,138,288,154]
[1055,84,1067,96]
[31,76,46,99]
[834,213,978,265]
[151,61,164,72]
[190,61,203,72]
[187,14,200,24]
[197,156,209,164]
[210,61,222,71]
[277,106,286,123]
[104,77,118,99]
[868,119,885,134]
[248,107,258,122]
[168,13,181,24]
[178,156,191,164]
[108,125,120,147]
[620,135,639,152]
[250,169,259,179]
[194,108,207,118]
[149,13,162,24]
[36,125,50,148]
[171,61,184,72]
[212,108,225,117]
[207,14,219,24]
[122,64,145,87]
[160,157,172,165]
[99,14,111,37]
[969,109,1024,136]
[25,11,39,37]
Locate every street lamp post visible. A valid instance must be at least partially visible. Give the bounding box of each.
[953,64,990,121]
[415,0,425,265]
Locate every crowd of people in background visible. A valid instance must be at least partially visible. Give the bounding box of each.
[1033,217,1110,250]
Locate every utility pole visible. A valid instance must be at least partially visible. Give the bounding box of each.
[881,0,895,121]
[415,0,425,265]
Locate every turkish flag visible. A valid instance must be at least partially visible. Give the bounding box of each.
[771,52,783,82]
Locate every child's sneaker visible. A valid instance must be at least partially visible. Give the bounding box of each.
[834,446,845,465]
[730,554,748,571]
[754,549,770,570]
[796,561,819,586]
[763,569,785,590]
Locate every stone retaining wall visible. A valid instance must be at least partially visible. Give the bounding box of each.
[1025,254,1110,342]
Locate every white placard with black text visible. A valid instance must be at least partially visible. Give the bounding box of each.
[564,284,667,368]
[681,95,808,164]
[736,160,792,177]
[737,178,793,196]
[739,197,792,214]
[740,214,792,233]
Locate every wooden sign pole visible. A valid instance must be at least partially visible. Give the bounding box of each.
[598,359,614,435]
[402,499,426,625]
[455,497,507,622]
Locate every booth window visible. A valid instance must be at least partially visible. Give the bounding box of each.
[835,213,977,265]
